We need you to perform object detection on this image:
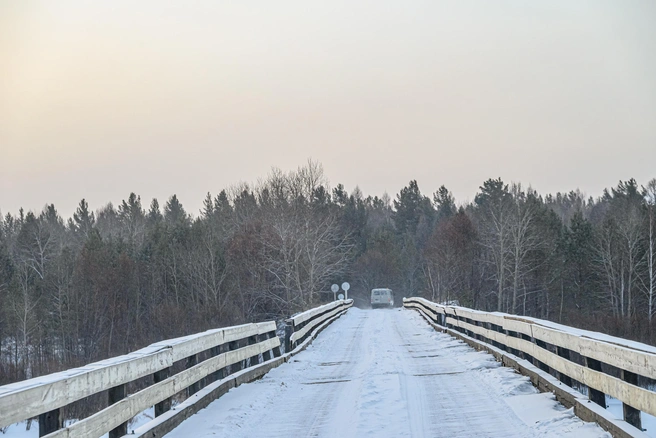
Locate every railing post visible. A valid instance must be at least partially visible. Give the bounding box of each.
[621,370,642,430]
[584,357,606,407]
[284,322,294,353]
[186,354,200,396]
[476,321,484,343]
[214,344,228,380]
[211,344,226,382]
[229,340,242,373]
[271,330,282,358]
[154,367,171,417]
[108,384,127,438]
[556,346,573,387]
[506,331,517,357]
[491,324,503,350]
[519,334,531,362]
[261,334,272,361]
[38,409,61,437]
[500,329,509,353]
[248,335,260,367]
[533,340,551,374]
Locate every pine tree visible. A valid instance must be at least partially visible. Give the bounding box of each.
[164,195,189,226]
[202,192,214,220]
[433,185,456,222]
[393,180,434,237]
[69,199,94,247]
[147,198,163,227]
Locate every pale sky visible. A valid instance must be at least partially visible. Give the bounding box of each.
[1,1,655,218]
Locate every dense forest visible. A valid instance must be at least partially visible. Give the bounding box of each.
[1,161,655,386]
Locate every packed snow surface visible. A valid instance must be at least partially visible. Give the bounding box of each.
[164,307,611,438]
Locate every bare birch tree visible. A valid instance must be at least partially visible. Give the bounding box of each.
[508,185,543,314]
[475,178,513,312]
[644,179,656,324]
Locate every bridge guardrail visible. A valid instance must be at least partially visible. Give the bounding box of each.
[0,321,280,438]
[0,299,354,438]
[404,297,656,436]
[285,299,353,352]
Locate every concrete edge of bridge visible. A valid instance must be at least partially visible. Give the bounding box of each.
[411,308,647,438]
[126,307,351,438]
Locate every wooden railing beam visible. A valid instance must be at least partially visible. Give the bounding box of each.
[0,302,353,438]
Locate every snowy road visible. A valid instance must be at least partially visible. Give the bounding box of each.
[164,307,610,438]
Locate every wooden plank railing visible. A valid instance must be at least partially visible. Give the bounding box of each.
[0,299,356,438]
[0,321,281,437]
[404,297,656,433]
[285,299,353,352]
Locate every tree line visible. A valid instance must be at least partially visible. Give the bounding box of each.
[1,161,655,386]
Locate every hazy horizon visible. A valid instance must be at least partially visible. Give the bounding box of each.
[2,1,655,219]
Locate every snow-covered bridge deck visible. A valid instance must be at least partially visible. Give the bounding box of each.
[164,308,609,438]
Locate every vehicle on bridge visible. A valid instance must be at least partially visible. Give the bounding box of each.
[371,288,394,308]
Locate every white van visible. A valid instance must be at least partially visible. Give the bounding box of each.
[371,288,394,308]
